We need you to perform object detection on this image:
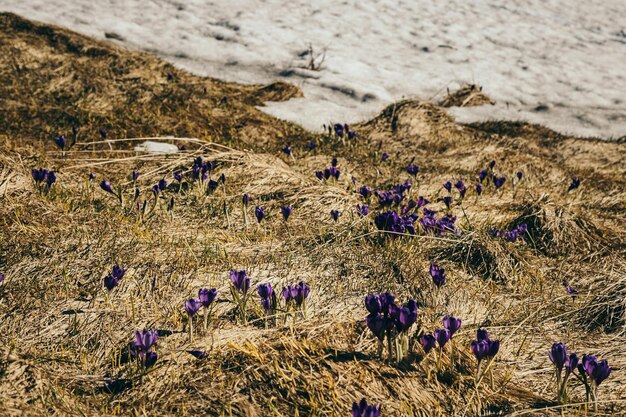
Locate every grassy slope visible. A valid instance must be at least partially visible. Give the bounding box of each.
[1,12,625,417]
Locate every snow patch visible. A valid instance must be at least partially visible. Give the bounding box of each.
[134,141,178,154]
[2,0,625,139]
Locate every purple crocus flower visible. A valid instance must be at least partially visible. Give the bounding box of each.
[381,152,389,161]
[516,171,523,181]
[591,359,612,386]
[478,170,488,183]
[104,265,125,291]
[134,329,158,351]
[198,288,217,308]
[315,171,324,181]
[421,334,437,354]
[89,172,95,182]
[391,302,418,333]
[366,314,386,341]
[489,160,496,169]
[434,328,451,348]
[0,273,4,283]
[230,270,250,293]
[333,124,344,138]
[104,274,119,291]
[257,283,273,300]
[365,294,383,315]
[359,186,372,199]
[406,164,419,176]
[282,286,293,302]
[54,135,66,150]
[281,205,293,221]
[442,196,452,209]
[174,171,183,182]
[330,209,340,222]
[549,342,568,372]
[487,339,500,357]
[493,176,506,189]
[100,180,114,194]
[111,265,125,280]
[242,193,249,206]
[46,171,57,187]
[255,206,265,223]
[568,178,581,192]
[99,128,107,139]
[442,315,462,337]
[471,339,489,362]
[454,180,466,198]
[565,353,579,374]
[351,398,381,417]
[443,181,452,193]
[158,178,167,191]
[566,285,578,299]
[293,281,310,307]
[331,157,338,167]
[356,204,369,217]
[184,298,202,317]
[429,263,446,288]
[282,144,292,156]
[132,170,140,181]
[476,183,483,196]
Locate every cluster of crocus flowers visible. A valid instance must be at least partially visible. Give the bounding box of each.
[373,180,412,208]
[31,168,57,193]
[184,288,218,340]
[548,342,611,406]
[325,123,356,140]
[315,158,341,181]
[374,210,417,237]
[470,328,500,379]
[488,223,527,243]
[131,329,158,368]
[421,316,461,369]
[351,398,381,417]
[282,281,310,317]
[420,208,457,235]
[104,265,125,291]
[365,293,417,362]
[229,270,251,324]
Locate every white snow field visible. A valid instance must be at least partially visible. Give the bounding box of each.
[3,0,625,139]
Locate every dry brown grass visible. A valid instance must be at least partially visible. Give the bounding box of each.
[1,12,626,417]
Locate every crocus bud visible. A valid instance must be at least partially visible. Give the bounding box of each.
[548,342,568,372]
[255,206,265,223]
[100,180,114,194]
[281,205,293,221]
